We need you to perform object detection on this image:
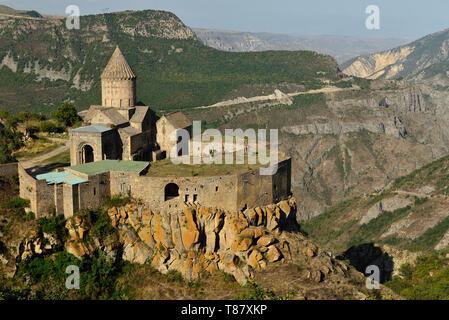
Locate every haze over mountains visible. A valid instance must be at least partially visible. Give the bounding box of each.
[193,28,413,64]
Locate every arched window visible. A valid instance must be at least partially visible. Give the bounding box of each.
[164,183,179,201]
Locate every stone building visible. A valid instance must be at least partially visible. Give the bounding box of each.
[156,111,193,158]
[19,45,292,219]
[70,45,184,165]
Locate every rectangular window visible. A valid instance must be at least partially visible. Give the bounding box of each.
[193,194,198,202]
[215,186,218,192]
[185,194,189,202]
[93,187,96,195]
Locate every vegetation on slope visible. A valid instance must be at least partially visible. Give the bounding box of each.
[0,10,340,114]
[302,154,449,253]
[386,251,449,300]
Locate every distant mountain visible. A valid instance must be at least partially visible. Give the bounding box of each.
[341,28,449,80]
[0,9,339,114]
[193,28,412,64]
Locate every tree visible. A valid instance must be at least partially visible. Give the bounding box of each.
[50,103,81,127]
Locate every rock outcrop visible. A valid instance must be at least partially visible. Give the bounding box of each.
[63,198,362,286]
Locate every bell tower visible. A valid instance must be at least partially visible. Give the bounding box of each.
[100,45,136,108]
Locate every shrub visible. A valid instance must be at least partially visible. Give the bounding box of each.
[50,103,81,127]
[38,121,65,133]
[103,195,131,208]
[37,215,68,242]
[77,209,115,238]
[1,198,32,220]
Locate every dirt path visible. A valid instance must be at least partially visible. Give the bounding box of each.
[20,140,69,169]
[196,85,359,110]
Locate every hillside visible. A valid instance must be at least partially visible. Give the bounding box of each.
[185,78,449,219]
[299,153,449,288]
[194,28,412,64]
[0,9,339,114]
[0,5,41,18]
[340,27,449,144]
[341,28,449,80]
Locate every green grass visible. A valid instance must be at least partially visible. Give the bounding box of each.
[407,217,449,252]
[347,206,412,247]
[40,149,70,165]
[12,137,62,161]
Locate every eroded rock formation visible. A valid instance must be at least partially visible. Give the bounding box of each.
[63,198,354,285]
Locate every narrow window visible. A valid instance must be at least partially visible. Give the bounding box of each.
[215,186,218,192]
[193,194,198,202]
[93,187,96,195]
[185,194,189,202]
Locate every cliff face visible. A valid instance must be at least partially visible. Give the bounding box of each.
[342,46,414,79]
[188,79,449,219]
[341,28,449,80]
[65,198,328,285]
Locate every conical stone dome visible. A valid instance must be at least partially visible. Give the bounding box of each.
[101,45,136,80]
[101,45,137,108]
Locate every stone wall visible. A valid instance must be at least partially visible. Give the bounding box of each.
[101,78,136,108]
[0,162,18,179]
[22,158,291,219]
[129,131,153,161]
[109,160,291,214]
[18,163,55,218]
[70,130,122,165]
[125,174,239,212]
[156,117,184,157]
[236,158,291,211]
[77,172,111,212]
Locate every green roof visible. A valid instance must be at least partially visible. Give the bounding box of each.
[68,160,149,176]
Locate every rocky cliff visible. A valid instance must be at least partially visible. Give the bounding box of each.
[0,189,396,299]
[341,28,449,80]
[188,79,449,219]
[64,198,352,286]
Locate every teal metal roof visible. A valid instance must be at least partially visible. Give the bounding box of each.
[35,171,88,185]
[70,123,112,133]
[69,160,149,176]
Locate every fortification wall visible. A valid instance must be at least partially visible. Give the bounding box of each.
[77,172,111,211]
[18,163,55,218]
[108,160,291,213]
[130,174,239,212]
[235,158,291,210]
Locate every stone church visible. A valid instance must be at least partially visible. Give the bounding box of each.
[70,45,192,166]
[18,45,291,219]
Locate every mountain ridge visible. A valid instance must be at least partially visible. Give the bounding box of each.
[341,27,449,80]
[0,9,339,114]
[194,28,412,64]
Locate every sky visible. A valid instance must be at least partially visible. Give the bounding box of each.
[2,0,449,38]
